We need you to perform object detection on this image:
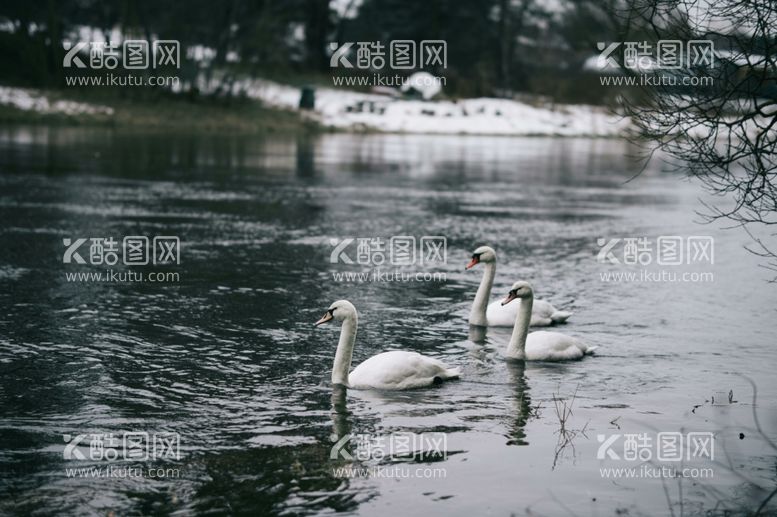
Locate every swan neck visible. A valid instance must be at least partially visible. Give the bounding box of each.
[507,295,533,358]
[469,261,496,326]
[332,316,357,386]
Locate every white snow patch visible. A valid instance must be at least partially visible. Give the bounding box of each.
[400,71,442,100]
[234,78,628,137]
[0,86,114,116]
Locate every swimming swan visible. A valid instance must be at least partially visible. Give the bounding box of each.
[467,245,572,327]
[501,281,596,361]
[315,300,461,389]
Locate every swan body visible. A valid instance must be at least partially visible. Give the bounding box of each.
[502,281,596,362]
[485,298,572,327]
[315,300,460,390]
[518,331,592,361]
[467,246,571,327]
[349,350,460,390]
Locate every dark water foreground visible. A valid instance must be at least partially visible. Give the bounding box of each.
[0,127,775,516]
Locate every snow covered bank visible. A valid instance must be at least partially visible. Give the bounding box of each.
[0,86,114,117]
[0,81,628,137]
[239,79,629,137]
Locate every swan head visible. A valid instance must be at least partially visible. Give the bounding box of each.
[465,245,496,269]
[315,300,357,326]
[501,281,533,305]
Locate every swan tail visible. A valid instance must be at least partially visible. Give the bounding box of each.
[584,346,598,355]
[551,310,573,323]
[442,367,461,379]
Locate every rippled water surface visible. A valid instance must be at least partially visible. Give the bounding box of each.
[1,127,776,515]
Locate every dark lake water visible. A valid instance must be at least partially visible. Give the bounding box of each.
[0,126,776,516]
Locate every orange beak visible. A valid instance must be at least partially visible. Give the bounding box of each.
[315,311,334,326]
[501,291,518,306]
[465,257,479,270]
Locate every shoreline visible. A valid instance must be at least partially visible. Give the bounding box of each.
[0,85,322,134]
[0,84,628,138]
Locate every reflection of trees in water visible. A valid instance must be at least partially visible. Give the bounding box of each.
[189,387,362,515]
[295,135,316,178]
[618,0,777,278]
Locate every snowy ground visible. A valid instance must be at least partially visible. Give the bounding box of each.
[237,78,630,136]
[0,86,114,117]
[0,80,628,137]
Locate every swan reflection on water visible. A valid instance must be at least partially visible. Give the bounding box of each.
[505,360,531,446]
[330,384,351,446]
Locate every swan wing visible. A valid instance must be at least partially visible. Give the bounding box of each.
[525,331,591,361]
[349,351,460,390]
[486,299,518,326]
[488,298,572,327]
[550,310,573,323]
[531,299,573,326]
[532,299,556,319]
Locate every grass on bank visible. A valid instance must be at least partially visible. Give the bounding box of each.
[0,87,322,133]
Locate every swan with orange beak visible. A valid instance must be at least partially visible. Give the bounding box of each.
[315,300,461,390]
[466,245,572,327]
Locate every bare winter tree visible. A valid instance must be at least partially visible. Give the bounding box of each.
[613,0,777,278]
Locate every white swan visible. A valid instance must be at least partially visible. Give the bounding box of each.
[315,300,461,390]
[501,281,596,361]
[466,246,572,327]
